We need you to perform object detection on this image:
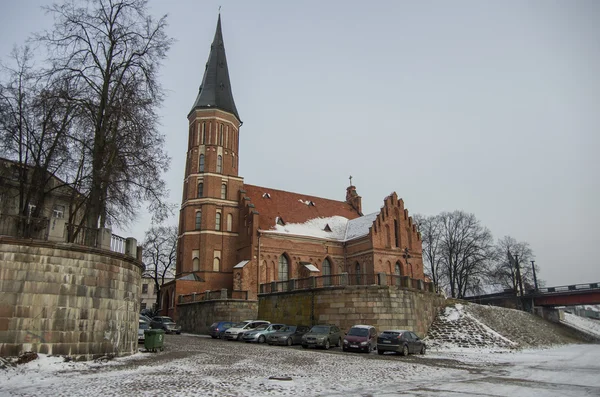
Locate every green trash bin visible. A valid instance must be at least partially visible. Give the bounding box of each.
[144,329,165,352]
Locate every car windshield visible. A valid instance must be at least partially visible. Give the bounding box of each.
[310,326,330,333]
[255,325,269,331]
[233,322,250,328]
[381,331,400,337]
[281,326,296,332]
[348,327,369,337]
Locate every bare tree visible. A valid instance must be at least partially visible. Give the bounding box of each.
[142,225,177,310]
[414,214,444,292]
[438,211,495,299]
[0,46,79,228]
[37,0,173,231]
[488,236,541,293]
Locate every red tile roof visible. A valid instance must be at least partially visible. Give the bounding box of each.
[243,184,361,231]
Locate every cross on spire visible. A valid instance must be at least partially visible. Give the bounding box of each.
[349,175,353,186]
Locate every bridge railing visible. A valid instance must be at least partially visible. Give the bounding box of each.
[538,282,599,294]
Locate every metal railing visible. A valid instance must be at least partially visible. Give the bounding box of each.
[0,214,49,240]
[259,273,435,294]
[537,282,600,294]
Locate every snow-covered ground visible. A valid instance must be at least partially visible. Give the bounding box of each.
[563,312,600,338]
[1,335,599,397]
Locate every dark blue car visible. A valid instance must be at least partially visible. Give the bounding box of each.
[209,321,235,339]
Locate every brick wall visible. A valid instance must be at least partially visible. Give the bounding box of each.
[177,300,258,334]
[0,238,142,359]
[259,285,445,337]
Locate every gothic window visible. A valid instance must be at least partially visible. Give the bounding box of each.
[226,214,233,232]
[215,211,221,230]
[225,125,229,148]
[213,250,221,271]
[199,154,205,172]
[394,220,399,247]
[323,258,331,286]
[278,255,289,281]
[201,122,206,144]
[219,124,224,145]
[355,262,361,285]
[195,211,202,230]
[395,262,401,275]
[193,257,199,271]
[217,155,222,173]
[221,184,227,199]
[197,182,203,197]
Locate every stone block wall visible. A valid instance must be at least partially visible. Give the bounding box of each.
[259,285,445,337]
[177,300,258,334]
[0,238,142,359]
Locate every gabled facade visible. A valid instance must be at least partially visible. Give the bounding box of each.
[164,16,424,319]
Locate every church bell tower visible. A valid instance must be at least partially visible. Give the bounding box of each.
[176,15,243,292]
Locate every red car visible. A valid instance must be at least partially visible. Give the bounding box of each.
[343,325,377,353]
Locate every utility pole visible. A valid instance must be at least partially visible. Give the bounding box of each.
[531,260,538,291]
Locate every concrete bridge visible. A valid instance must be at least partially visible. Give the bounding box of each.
[465,282,600,308]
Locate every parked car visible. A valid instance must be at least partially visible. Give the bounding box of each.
[150,316,182,334]
[138,319,150,342]
[301,324,343,350]
[377,329,426,356]
[223,320,270,341]
[242,323,286,343]
[140,314,153,323]
[209,321,235,339]
[267,325,310,346]
[343,324,377,353]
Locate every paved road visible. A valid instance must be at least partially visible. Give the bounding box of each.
[2,334,599,396]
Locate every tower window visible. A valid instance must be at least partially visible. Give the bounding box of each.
[217,155,222,173]
[199,154,205,172]
[215,211,222,230]
[219,124,224,146]
[201,122,206,144]
[394,220,399,247]
[195,211,202,230]
[221,184,227,199]
[197,182,203,197]
[226,214,233,232]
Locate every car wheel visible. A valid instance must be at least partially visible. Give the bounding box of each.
[378,349,384,355]
[401,345,409,356]
[258,335,266,344]
[420,345,426,355]
[211,335,217,339]
[324,339,330,350]
[286,338,292,347]
[236,334,243,341]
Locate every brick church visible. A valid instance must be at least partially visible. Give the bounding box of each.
[161,16,425,319]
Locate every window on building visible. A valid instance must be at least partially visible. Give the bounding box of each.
[355,262,361,285]
[140,302,147,310]
[226,214,233,232]
[221,184,227,199]
[201,122,206,144]
[195,211,202,230]
[153,285,158,295]
[232,154,235,168]
[213,251,221,271]
[197,182,203,197]
[278,255,289,281]
[53,205,65,218]
[215,211,221,230]
[395,262,401,276]
[323,258,331,286]
[217,155,222,173]
[142,284,148,294]
[219,124,224,145]
[394,220,399,247]
[193,258,199,271]
[199,154,205,172]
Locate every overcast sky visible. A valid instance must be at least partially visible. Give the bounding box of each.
[1,0,598,287]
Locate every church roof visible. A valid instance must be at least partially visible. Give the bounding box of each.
[190,15,240,121]
[243,184,361,231]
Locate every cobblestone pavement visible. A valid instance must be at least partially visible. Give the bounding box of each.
[2,334,600,396]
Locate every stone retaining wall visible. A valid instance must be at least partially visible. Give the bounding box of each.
[177,300,259,335]
[0,238,143,359]
[258,285,445,337]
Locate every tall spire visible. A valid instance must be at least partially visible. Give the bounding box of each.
[190,15,240,121]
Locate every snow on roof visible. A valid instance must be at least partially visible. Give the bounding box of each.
[263,212,377,242]
[233,260,250,269]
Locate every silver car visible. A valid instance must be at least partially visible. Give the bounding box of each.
[223,320,270,341]
[242,323,286,343]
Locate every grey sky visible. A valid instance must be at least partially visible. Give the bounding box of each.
[1,1,598,287]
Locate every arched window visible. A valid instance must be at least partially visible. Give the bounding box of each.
[193,257,199,271]
[217,155,222,173]
[219,124,224,146]
[395,262,401,276]
[226,214,233,231]
[197,182,203,197]
[323,258,331,286]
[215,212,221,230]
[213,257,220,272]
[221,184,227,199]
[199,154,205,172]
[355,262,361,285]
[201,122,206,144]
[278,255,288,281]
[195,211,202,230]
